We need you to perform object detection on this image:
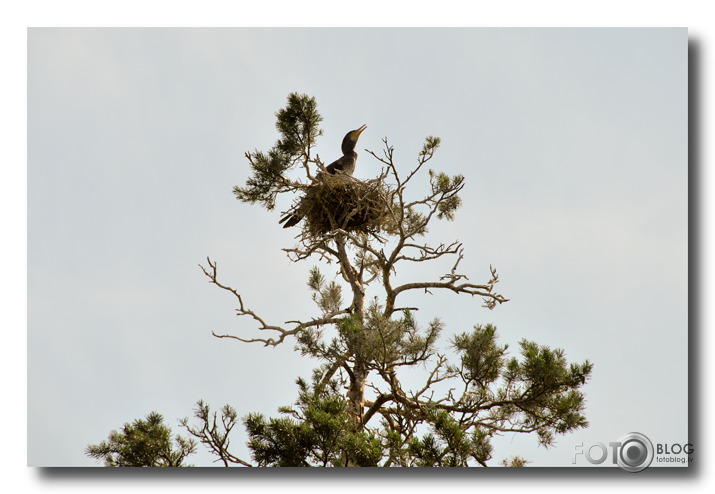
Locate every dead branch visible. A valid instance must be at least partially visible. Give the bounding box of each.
[200,257,344,347]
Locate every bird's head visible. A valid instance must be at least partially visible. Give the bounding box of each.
[341,124,367,154]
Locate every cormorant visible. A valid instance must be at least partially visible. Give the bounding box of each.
[279,124,367,228]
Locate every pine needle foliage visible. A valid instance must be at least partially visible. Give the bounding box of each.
[86,412,196,467]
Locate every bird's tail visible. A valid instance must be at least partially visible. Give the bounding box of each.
[279,213,302,228]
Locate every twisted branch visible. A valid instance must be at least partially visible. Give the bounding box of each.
[200,257,344,347]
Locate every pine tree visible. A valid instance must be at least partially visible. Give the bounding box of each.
[86,412,195,467]
[87,93,592,467]
[191,93,593,466]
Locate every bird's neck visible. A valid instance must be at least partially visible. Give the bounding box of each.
[341,139,357,156]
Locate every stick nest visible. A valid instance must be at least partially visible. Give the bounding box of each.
[296,173,395,237]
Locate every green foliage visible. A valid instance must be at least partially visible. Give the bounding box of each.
[361,305,442,366]
[242,287,592,467]
[233,148,292,209]
[501,339,593,447]
[428,169,464,221]
[257,319,591,466]
[295,300,442,372]
[400,206,429,236]
[406,409,493,467]
[244,375,382,467]
[419,136,441,158]
[451,324,507,387]
[86,412,195,467]
[307,267,343,314]
[274,93,323,157]
[233,92,323,209]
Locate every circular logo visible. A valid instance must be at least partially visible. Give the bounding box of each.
[617,432,654,472]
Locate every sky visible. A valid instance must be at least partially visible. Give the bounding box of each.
[27,27,687,467]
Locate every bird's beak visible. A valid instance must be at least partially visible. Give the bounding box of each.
[354,124,367,138]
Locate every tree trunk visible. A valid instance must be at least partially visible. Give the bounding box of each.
[335,234,368,429]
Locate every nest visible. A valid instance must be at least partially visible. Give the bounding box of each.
[295,173,395,237]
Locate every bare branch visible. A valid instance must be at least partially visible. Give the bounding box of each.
[200,257,328,347]
[394,240,462,263]
[361,394,394,426]
[388,250,508,310]
[179,401,252,467]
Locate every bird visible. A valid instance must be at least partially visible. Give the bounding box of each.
[324,124,368,176]
[279,124,367,228]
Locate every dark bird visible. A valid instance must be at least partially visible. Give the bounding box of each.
[280,125,367,228]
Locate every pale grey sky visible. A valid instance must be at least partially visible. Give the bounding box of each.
[28,28,687,467]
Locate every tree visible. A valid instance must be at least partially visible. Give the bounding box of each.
[193,93,593,466]
[86,412,196,467]
[86,93,592,467]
